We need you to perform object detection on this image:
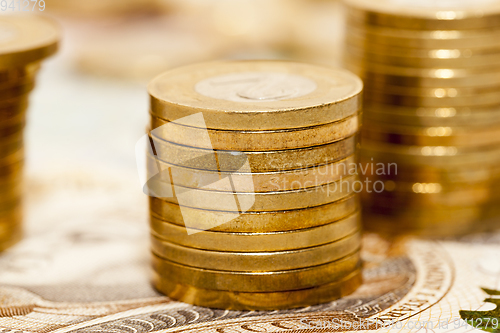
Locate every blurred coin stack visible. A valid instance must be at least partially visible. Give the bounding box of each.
[343,0,500,236]
[144,60,363,310]
[0,16,59,252]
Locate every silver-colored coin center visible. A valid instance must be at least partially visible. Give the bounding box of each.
[195,72,317,103]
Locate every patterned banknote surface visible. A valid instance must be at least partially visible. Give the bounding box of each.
[1,47,499,333]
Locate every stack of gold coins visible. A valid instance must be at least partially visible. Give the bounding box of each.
[0,16,59,252]
[144,60,363,310]
[343,0,500,236]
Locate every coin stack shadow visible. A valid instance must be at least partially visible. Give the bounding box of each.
[0,16,59,252]
[343,0,500,236]
[145,60,363,310]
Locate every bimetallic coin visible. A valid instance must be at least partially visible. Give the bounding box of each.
[149,61,362,130]
[0,15,59,69]
[150,113,360,151]
[151,230,361,272]
[361,122,500,147]
[150,133,357,173]
[152,250,361,292]
[147,153,357,193]
[344,0,500,30]
[152,268,362,310]
[149,194,359,233]
[150,211,360,252]
[149,175,356,212]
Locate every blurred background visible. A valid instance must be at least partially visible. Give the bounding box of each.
[28,0,346,188]
[1,0,348,293]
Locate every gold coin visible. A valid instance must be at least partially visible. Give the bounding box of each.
[0,99,28,119]
[362,180,500,207]
[149,60,362,131]
[345,61,500,88]
[364,83,500,98]
[150,113,360,151]
[0,137,23,156]
[346,26,500,49]
[152,268,362,310]
[362,86,500,108]
[359,159,500,184]
[0,150,23,168]
[150,133,357,172]
[0,152,22,169]
[362,213,492,237]
[0,122,24,139]
[0,112,25,129]
[0,197,21,213]
[0,73,35,91]
[148,175,356,212]
[363,104,500,127]
[0,225,22,252]
[151,230,361,272]
[0,184,22,200]
[152,250,361,292]
[147,152,357,193]
[0,63,39,84]
[361,122,500,147]
[0,82,34,102]
[361,143,500,167]
[344,0,500,30]
[0,162,22,182]
[363,203,500,234]
[150,211,360,252]
[149,194,359,233]
[0,15,59,69]
[0,220,22,252]
[345,42,500,69]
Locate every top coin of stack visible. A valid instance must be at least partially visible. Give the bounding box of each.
[0,15,59,252]
[144,60,364,310]
[343,0,500,236]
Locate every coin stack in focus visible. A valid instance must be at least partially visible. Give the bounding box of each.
[144,60,363,310]
[0,16,59,252]
[343,0,500,236]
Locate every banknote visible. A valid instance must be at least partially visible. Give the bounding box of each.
[0,165,499,333]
